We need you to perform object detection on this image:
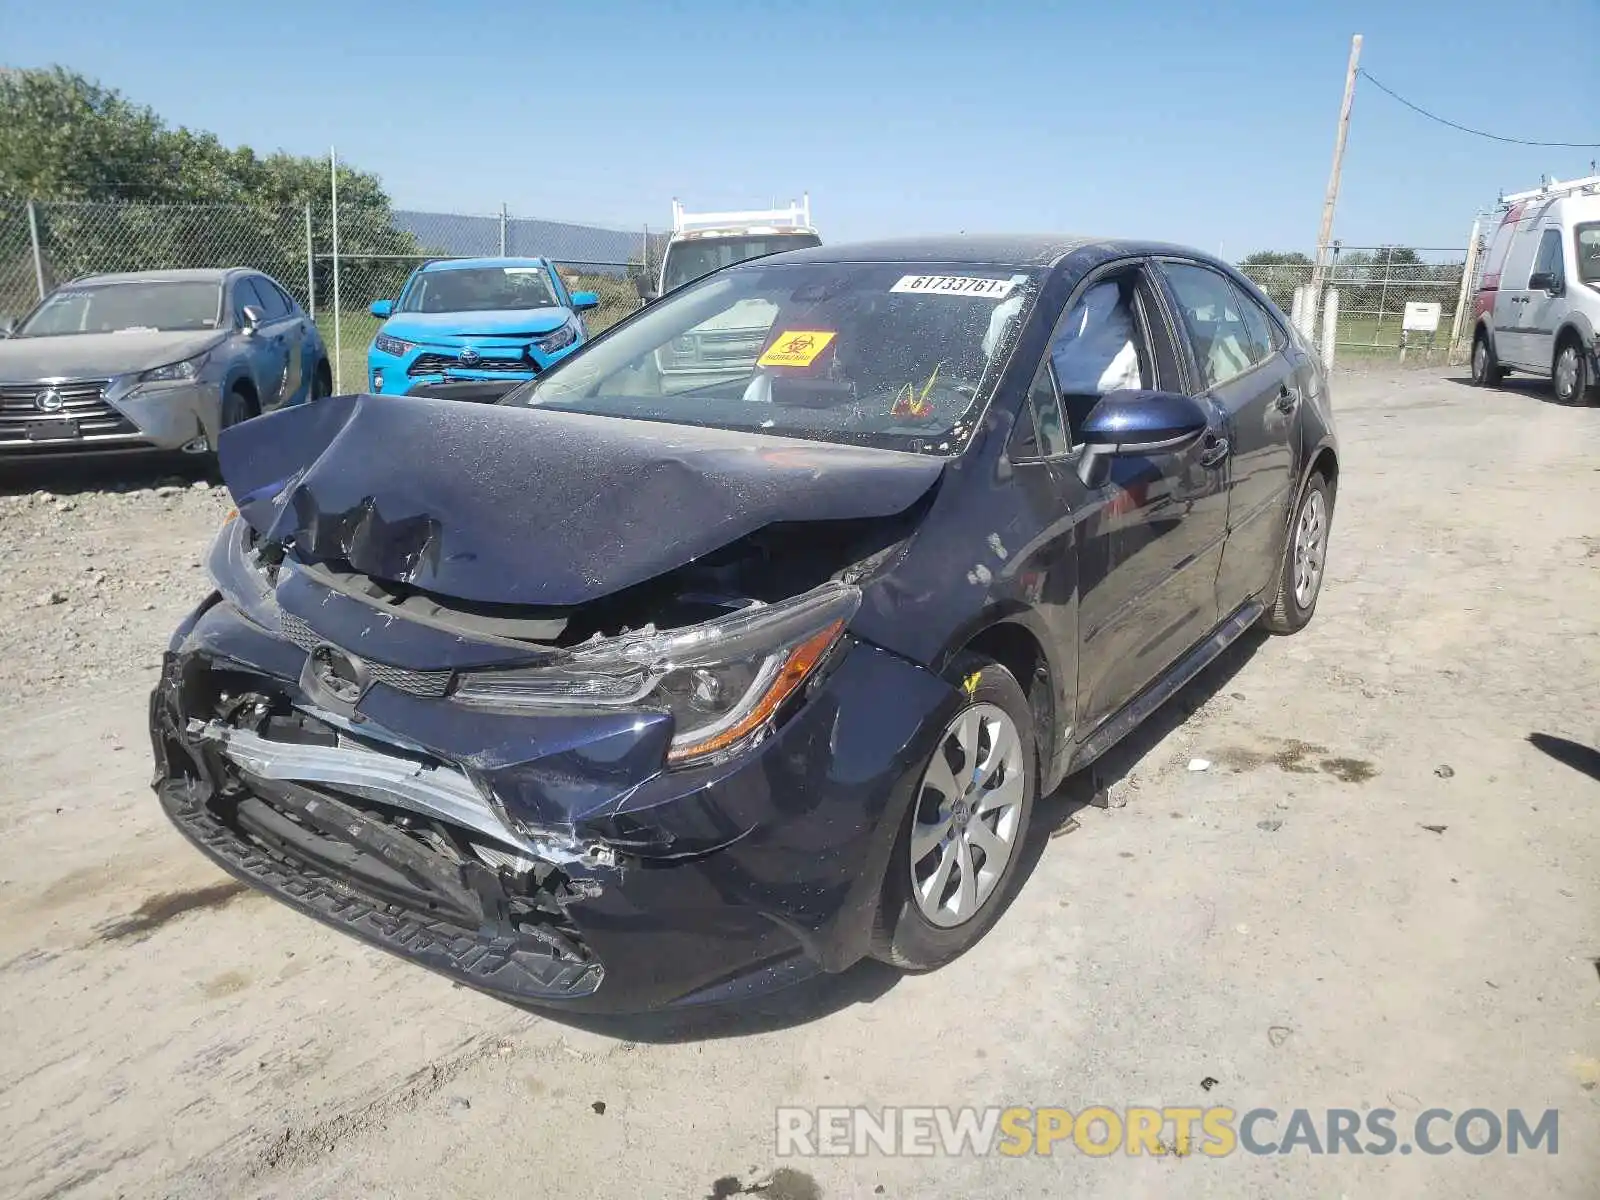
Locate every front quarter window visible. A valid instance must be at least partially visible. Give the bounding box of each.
[502,261,1042,454]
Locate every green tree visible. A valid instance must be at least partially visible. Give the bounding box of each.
[0,66,417,311]
[1241,251,1313,266]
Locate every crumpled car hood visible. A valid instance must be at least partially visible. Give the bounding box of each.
[381,308,571,341]
[0,329,226,380]
[218,393,944,607]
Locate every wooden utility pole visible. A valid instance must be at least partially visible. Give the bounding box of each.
[1311,34,1363,299]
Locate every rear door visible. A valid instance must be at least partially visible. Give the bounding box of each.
[1156,259,1299,611]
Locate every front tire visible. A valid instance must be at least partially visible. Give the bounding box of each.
[1471,330,1506,387]
[1261,472,1332,635]
[1552,337,1592,406]
[312,359,333,400]
[220,384,258,430]
[870,654,1037,971]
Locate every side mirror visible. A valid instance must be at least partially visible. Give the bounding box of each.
[370,299,394,319]
[1076,389,1209,488]
[1527,271,1562,295]
[240,305,264,335]
[570,291,600,312]
[634,275,657,301]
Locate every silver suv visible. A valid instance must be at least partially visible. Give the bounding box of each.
[0,267,333,459]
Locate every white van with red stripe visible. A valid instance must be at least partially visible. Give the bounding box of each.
[1469,176,1600,404]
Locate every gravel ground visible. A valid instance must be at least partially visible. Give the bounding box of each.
[0,368,1596,1199]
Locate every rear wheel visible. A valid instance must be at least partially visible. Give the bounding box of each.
[312,359,333,400]
[1552,336,1592,406]
[870,654,1037,971]
[1261,473,1332,635]
[1471,330,1506,387]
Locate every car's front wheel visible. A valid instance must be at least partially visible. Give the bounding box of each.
[312,359,333,400]
[1552,336,1593,406]
[870,654,1037,971]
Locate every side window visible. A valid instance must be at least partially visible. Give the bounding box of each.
[549,265,570,305]
[1530,229,1564,285]
[231,278,269,326]
[1230,281,1281,363]
[1048,271,1153,442]
[265,279,300,317]
[251,277,291,320]
[1011,360,1070,459]
[1162,261,1261,389]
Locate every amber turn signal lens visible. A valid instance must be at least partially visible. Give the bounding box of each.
[665,619,844,764]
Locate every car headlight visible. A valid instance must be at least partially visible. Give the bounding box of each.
[453,581,860,766]
[374,333,415,356]
[534,321,578,355]
[139,353,207,384]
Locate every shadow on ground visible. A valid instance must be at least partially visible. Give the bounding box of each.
[521,630,1266,1044]
[0,453,214,497]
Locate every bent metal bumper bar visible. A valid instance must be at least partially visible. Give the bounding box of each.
[185,718,616,870]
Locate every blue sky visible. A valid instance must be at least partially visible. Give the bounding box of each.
[3,0,1596,254]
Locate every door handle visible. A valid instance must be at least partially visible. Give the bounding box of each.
[1198,433,1230,468]
[1275,385,1300,413]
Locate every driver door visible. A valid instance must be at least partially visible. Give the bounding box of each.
[231,276,290,409]
[1044,263,1231,735]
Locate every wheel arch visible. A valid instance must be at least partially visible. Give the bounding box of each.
[946,613,1064,794]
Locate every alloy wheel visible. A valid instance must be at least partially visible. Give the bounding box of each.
[1293,488,1327,609]
[1472,339,1488,383]
[909,703,1026,929]
[1554,346,1579,402]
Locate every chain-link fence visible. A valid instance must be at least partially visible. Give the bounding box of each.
[0,198,669,391]
[1238,246,1471,362]
[2,196,1478,381]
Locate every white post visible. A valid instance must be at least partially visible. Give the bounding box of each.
[304,202,316,319]
[1320,288,1339,369]
[1447,217,1482,362]
[1290,286,1307,335]
[26,200,46,299]
[330,147,342,395]
[499,204,508,257]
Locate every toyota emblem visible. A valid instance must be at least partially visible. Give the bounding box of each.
[458,347,481,366]
[33,387,63,413]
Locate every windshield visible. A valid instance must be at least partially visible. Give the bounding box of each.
[17,281,223,336]
[398,266,559,313]
[1577,224,1600,285]
[661,234,822,293]
[501,260,1041,454]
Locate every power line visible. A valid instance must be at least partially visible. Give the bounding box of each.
[1358,68,1600,149]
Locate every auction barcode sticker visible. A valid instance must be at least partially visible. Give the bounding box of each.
[890,275,1018,300]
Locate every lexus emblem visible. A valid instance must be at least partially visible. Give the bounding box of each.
[308,644,369,705]
[458,347,481,366]
[33,387,63,413]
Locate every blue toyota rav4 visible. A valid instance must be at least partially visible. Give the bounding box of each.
[366,257,599,397]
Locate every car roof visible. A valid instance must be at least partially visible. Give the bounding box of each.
[737,234,1229,272]
[420,257,550,272]
[69,267,243,286]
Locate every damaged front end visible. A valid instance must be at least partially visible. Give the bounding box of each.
[150,400,959,1011]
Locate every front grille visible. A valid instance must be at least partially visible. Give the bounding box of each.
[408,353,536,378]
[0,379,140,443]
[278,611,453,698]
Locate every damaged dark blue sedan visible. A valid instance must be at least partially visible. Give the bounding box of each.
[150,236,1338,1013]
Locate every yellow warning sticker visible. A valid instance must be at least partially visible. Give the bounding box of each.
[962,670,982,698]
[758,330,836,368]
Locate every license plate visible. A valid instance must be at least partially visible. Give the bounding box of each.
[25,419,80,441]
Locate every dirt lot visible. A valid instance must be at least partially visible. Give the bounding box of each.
[1,367,1596,1199]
